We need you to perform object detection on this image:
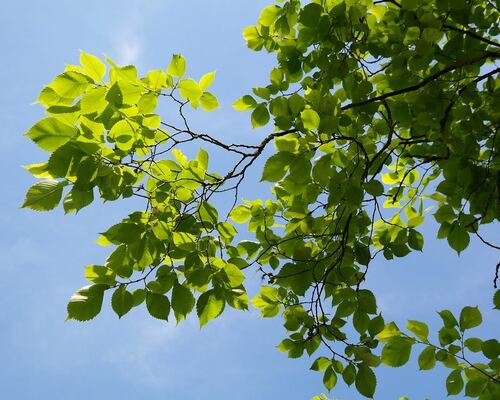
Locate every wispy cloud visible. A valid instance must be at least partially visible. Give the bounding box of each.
[115,38,141,65]
[109,1,146,66]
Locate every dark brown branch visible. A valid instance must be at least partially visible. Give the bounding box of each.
[341,52,500,111]
[443,24,500,49]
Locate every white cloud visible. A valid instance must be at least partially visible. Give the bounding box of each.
[115,39,141,65]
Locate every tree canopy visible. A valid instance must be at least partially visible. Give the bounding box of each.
[23,0,499,398]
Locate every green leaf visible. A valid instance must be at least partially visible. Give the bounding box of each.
[258,5,280,26]
[364,180,384,196]
[84,265,116,286]
[459,306,482,330]
[439,326,461,346]
[252,286,281,317]
[261,152,294,182]
[22,180,67,211]
[108,120,138,151]
[465,377,488,397]
[233,95,258,111]
[323,366,337,392]
[146,292,170,321]
[494,290,500,310]
[251,103,270,128]
[377,322,401,342]
[446,369,464,395]
[173,232,197,251]
[222,263,245,288]
[216,222,237,242]
[171,282,195,323]
[111,285,134,318]
[381,337,413,367]
[438,309,458,328]
[197,289,225,327]
[418,346,436,370]
[178,79,202,105]
[274,135,299,153]
[301,109,320,130]
[67,284,106,321]
[406,320,429,341]
[105,244,133,278]
[25,117,77,152]
[199,71,216,90]
[300,3,322,27]
[229,205,251,224]
[408,229,424,251]
[464,337,483,352]
[198,201,219,225]
[63,187,94,214]
[132,288,146,306]
[447,223,470,254]
[481,339,500,359]
[167,54,186,78]
[80,51,106,82]
[342,364,356,386]
[310,357,331,372]
[355,364,377,398]
[199,92,219,111]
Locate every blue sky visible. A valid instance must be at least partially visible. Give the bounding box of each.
[1,1,498,399]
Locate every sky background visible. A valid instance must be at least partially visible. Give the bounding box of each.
[0,1,498,399]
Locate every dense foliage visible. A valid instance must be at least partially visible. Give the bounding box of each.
[23,0,499,398]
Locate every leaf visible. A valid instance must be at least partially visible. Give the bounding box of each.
[132,288,146,306]
[418,346,436,370]
[408,229,424,251]
[446,369,464,395]
[323,366,337,392]
[252,286,281,317]
[111,285,134,318]
[25,117,77,152]
[178,79,202,105]
[80,51,106,82]
[199,71,216,90]
[381,337,413,367]
[22,180,67,211]
[377,322,401,342]
[355,364,376,398]
[167,54,186,78]
[233,95,258,111]
[196,289,225,327]
[63,187,94,214]
[447,223,469,254]
[310,357,331,372]
[342,364,356,386]
[222,263,245,287]
[171,282,195,323]
[301,109,320,130]
[261,152,294,182]
[84,265,116,286]
[108,120,138,151]
[300,3,323,27]
[258,5,280,26]
[67,284,106,321]
[229,205,251,224]
[438,309,458,328]
[251,103,270,128]
[464,337,483,352]
[146,292,170,321]
[481,339,500,359]
[199,92,219,111]
[459,306,482,330]
[364,180,384,196]
[173,232,197,251]
[406,320,429,341]
[494,290,500,310]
